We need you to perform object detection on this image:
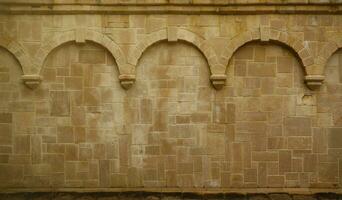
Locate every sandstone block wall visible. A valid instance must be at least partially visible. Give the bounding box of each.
[0,0,341,194]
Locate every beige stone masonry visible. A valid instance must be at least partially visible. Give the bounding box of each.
[0,0,342,192]
[0,13,334,90]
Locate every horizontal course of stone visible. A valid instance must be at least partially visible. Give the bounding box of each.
[0,192,341,200]
[1,0,342,193]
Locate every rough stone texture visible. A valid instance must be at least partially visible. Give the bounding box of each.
[0,0,342,194]
[0,193,340,200]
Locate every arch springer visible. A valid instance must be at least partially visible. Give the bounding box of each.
[119,74,136,90]
[304,75,325,90]
[21,75,42,89]
[210,74,227,90]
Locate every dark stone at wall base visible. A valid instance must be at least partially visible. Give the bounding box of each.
[30,192,54,200]
[293,195,316,200]
[203,193,224,200]
[316,193,338,200]
[52,192,75,200]
[161,192,181,200]
[143,192,162,200]
[247,194,270,200]
[119,191,145,200]
[0,193,26,200]
[225,193,246,200]
[269,193,292,200]
[182,192,203,200]
[97,192,120,200]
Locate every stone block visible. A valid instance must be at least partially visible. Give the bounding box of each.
[277,57,293,73]
[191,113,209,123]
[248,63,276,77]
[235,46,254,60]
[261,96,282,111]
[65,144,78,161]
[293,195,316,200]
[99,160,110,187]
[247,194,269,200]
[0,73,9,82]
[244,168,257,183]
[153,111,168,131]
[268,137,286,149]
[0,165,23,182]
[0,124,12,145]
[318,162,338,182]
[327,128,342,148]
[31,135,42,164]
[65,77,83,90]
[84,88,101,106]
[57,126,74,143]
[161,139,176,155]
[279,150,292,173]
[13,112,35,127]
[79,49,106,64]
[72,107,86,126]
[140,98,152,124]
[252,152,278,161]
[269,193,291,200]
[267,176,285,187]
[288,137,312,150]
[14,135,30,154]
[234,60,247,76]
[284,117,311,136]
[50,91,70,116]
[0,113,12,123]
[94,144,109,162]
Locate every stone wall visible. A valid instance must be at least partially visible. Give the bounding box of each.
[0,0,342,194]
[0,192,341,200]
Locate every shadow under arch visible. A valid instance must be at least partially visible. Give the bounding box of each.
[133,39,213,90]
[34,29,126,76]
[0,35,32,74]
[228,40,307,81]
[221,28,315,77]
[317,35,342,76]
[128,28,219,76]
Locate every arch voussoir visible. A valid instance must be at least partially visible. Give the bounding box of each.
[130,28,223,89]
[32,28,127,89]
[0,35,33,75]
[221,27,319,90]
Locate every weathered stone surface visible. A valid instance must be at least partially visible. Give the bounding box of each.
[0,2,341,193]
[327,128,342,148]
[0,192,340,200]
[293,195,316,200]
[247,194,269,200]
[269,193,291,200]
[50,91,70,116]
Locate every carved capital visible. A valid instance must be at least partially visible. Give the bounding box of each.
[21,75,42,89]
[119,74,136,89]
[304,75,324,90]
[210,74,227,90]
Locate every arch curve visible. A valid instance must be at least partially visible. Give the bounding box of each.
[34,29,127,76]
[128,28,219,75]
[220,27,315,76]
[127,28,225,89]
[316,34,342,75]
[219,27,321,89]
[0,35,32,74]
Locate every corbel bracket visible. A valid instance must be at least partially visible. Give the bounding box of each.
[210,74,227,90]
[119,74,136,89]
[21,75,42,89]
[304,75,324,90]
